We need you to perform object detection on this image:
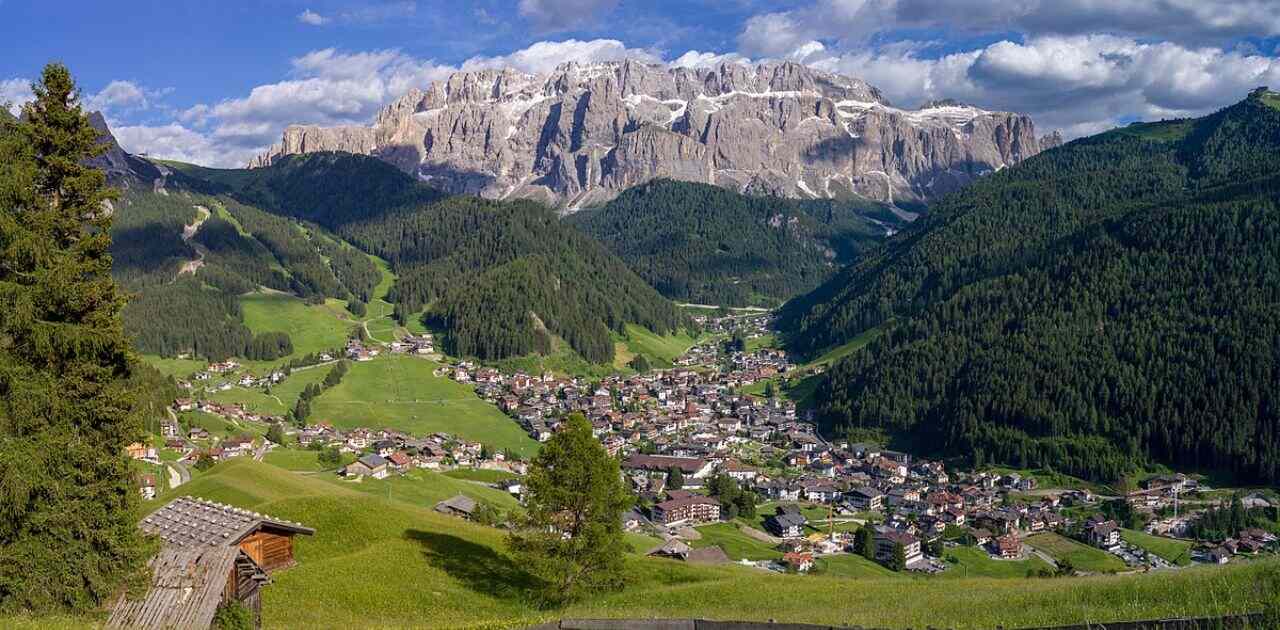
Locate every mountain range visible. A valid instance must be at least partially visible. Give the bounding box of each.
[250,60,1061,210]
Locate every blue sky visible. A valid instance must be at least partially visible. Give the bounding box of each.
[4,0,1279,166]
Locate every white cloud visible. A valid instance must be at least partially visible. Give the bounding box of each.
[112,122,261,167]
[739,0,1280,56]
[518,0,618,33]
[461,39,662,75]
[669,50,752,69]
[1,77,33,115]
[85,80,152,113]
[808,35,1280,137]
[297,10,330,26]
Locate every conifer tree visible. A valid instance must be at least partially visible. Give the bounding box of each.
[0,63,151,612]
[507,413,631,605]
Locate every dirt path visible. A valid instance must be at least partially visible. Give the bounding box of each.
[740,524,782,545]
[176,205,211,279]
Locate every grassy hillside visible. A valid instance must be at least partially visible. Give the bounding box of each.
[307,355,539,457]
[105,459,1279,630]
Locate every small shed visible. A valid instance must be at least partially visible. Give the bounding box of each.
[141,496,315,573]
[106,546,269,629]
[435,494,477,519]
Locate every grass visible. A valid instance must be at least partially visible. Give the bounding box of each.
[805,324,885,368]
[262,448,355,472]
[442,469,518,483]
[239,292,354,364]
[1110,119,1194,142]
[619,324,701,368]
[180,410,261,439]
[143,460,1280,629]
[141,354,207,378]
[321,467,522,512]
[1026,533,1127,573]
[941,545,1054,579]
[308,354,539,457]
[2,460,1236,629]
[688,523,781,561]
[1264,91,1280,111]
[1121,529,1193,566]
[815,554,901,578]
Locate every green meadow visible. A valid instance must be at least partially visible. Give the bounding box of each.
[307,354,539,457]
[1026,533,1128,573]
[118,460,1277,629]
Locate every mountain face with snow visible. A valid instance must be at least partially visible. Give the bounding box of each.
[250,60,1059,210]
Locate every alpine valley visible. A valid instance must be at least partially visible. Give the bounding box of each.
[4,43,1280,630]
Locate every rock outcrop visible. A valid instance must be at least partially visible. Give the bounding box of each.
[251,60,1057,210]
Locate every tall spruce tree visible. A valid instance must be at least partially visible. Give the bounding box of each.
[507,413,631,606]
[0,64,151,612]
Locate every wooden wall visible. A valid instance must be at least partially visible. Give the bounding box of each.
[238,530,295,572]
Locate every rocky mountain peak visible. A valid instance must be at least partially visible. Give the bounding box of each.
[251,60,1054,210]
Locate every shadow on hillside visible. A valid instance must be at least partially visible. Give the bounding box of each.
[404,529,543,602]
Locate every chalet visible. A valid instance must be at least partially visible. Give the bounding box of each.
[106,546,270,630]
[622,454,714,478]
[160,419,180,439]
[140,496,314,573]
[344,454,389,479]
[139,474,157,500]
[175,398,196,412]
[434,495,478,519]
[874,528,923,565]
[1086,519,1121,548]
[386,451,413,473]
[221,436,255,458]
[764,508,808,538]
[651,495,721,525]
[994,533,1022,559]
[845,486,884,511]
[782,551,814,572]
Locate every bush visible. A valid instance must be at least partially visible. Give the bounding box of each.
[212,600,253,630]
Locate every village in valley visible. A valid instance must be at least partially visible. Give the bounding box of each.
[130,309,1280,585]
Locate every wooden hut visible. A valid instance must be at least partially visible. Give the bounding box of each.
[140,496,315,572]
[106,546,269,629]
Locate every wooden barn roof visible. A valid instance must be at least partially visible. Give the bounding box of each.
[141,496,315,548]
[106,546,266,629]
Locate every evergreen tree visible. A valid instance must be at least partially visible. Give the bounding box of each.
[854,526,876,561]
[266,423,285,446]
[0,63,152,612]
[889,542,907,571]
[666,466,684,489]
[507,413,631,605]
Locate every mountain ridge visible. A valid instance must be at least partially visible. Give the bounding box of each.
[250,60,1059,210]
[782,91,1280,483]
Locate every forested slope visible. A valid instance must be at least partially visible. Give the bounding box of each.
[781,89,1280,484]
[173,153,686,363]
[569,179,900,306]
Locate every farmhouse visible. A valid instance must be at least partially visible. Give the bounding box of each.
[107,546,270,630]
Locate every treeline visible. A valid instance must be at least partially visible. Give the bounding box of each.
[292,360,349,422]
[1188,495,1279,541]
[792,93,1280,484]
[569,179,898,306]
[197,153,685,364]
[122,278,294,361]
